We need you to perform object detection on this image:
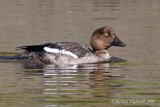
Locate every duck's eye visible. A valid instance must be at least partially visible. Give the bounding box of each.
[104,33,109,37]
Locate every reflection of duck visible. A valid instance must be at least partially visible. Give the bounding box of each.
[89,64,124,98]
[21,62,123,99]
[17,26,126,65]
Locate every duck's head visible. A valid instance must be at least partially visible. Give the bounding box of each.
[90,26,126,51]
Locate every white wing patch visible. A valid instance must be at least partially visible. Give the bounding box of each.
[44,47,78,59]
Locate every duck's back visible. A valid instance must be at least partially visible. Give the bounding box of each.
[18,42,93,59]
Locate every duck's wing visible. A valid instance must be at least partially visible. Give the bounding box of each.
[17,42,92,58]
[16,43,52,52]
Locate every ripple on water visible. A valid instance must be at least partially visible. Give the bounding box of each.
[0,52,160,106]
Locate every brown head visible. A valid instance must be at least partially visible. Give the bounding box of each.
[90,26,126,51]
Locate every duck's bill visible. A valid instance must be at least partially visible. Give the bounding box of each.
[111,36,126,47]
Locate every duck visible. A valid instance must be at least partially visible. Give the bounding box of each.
[16,26,126,65]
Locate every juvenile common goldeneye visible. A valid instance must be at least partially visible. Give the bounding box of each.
[17,26,126,65]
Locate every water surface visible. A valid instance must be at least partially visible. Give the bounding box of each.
[0,0,160,106]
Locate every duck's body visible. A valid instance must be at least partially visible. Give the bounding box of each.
[17,26,126,65]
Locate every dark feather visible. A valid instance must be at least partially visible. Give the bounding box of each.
[16,43,52,52]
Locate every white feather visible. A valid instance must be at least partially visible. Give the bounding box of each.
[44,47,78,59]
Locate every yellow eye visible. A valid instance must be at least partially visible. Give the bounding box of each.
[104,33,109,37]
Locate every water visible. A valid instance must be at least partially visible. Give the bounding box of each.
[0,0,160,106]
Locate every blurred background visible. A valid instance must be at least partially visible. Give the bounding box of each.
[0,0,160,107]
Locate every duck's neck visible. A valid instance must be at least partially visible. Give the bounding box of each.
[93,50,110,60]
